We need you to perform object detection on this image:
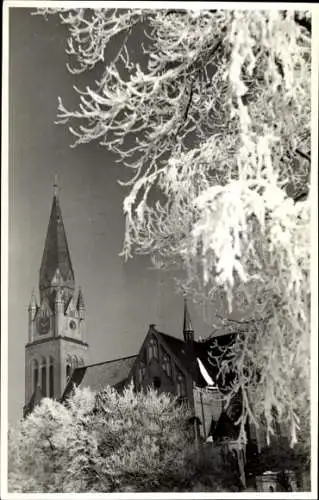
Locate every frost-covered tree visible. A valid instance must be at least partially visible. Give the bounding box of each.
[10,386,236,492]
[8,390,96,492]
[85,385,195,491]
[34,8,312,447]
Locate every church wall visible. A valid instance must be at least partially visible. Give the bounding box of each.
[62,314,85,342]
[137,357,179,395]
[193,387,223,438]
[25,338,61,404]
[59,338,89,395]
[130,332,194,404]
[25,336,89,405]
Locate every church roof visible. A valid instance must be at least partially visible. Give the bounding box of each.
[62,355,137,399]
[194,332,237,389]
[39,190,74,292]
[154,328,236,389]
[77,288,85,310]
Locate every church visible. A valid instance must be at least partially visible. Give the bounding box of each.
[24,182,236,440]
[24,183,285,490]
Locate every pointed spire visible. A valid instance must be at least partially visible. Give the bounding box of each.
[28,289,37,310]
[77,287,85,310]
[39,183,74,301]
[183,296,194,343]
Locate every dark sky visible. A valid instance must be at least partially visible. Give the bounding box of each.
[8,7,216,425]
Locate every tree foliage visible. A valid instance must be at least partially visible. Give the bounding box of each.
[8,386,237,493]
[34,8,312,447]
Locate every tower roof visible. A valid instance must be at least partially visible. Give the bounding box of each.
[39,186,74,292]
[28,289,37,310]
[183,297,194,335]
[77,287,85,310]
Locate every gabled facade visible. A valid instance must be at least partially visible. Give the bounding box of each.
[65,299,231,442]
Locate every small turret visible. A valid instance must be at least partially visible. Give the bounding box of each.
[28,289,37,316]
[183,297,194,344]
[55,287,64,337]
[77,287,85,319]
[28,289,38,342]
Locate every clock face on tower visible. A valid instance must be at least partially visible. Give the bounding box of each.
[38,316,50,335]
[69,319,76,331]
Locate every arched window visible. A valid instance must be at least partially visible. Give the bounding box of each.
[147,337,159,362]
[41,358,47,397]
[176,372,186,397]
[138,363,146,384]
[49,357,54,398]
[153,376,161,389]
[66,355,71,382]
[161,352,171,377]
[33,359,39,393]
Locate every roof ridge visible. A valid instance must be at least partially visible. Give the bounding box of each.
[157,331,184,342]
[84,354,137,369]
[158,331,203,346]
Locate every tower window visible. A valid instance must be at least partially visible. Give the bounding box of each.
[49,357,54,398]
[41,358,47,397]
[66,364,71,381]
[33,359,39,393]
[66,355,72,381]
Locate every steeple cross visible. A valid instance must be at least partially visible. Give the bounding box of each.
[53,175,59,198]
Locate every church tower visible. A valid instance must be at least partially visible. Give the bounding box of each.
[24,182,89,413]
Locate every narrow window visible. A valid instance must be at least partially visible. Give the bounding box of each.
[49,357,54,398]
[33,359,39,393]
[148,337,159,362]
[176,372,186,397]
[41,358,47,397]
[161,353,171,377]
[138,363,145,384]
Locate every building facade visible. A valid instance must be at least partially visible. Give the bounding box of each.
[24,184,299,492]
